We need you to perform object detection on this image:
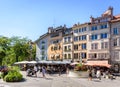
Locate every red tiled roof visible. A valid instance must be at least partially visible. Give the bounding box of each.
[114,14,120,18]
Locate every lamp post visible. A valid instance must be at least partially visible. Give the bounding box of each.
[29,40,32,61]
[80,52,82,64]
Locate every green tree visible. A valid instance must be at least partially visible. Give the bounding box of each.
[0,36,11,65]
[11,36,30,62]
[0,36,36,66]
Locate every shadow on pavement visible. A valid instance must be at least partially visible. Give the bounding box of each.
[93,80,101,82]
[45,78,53,80]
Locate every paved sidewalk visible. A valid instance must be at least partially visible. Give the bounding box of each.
[0,71,120,87]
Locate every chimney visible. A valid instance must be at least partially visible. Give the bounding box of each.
[90,16,94,23]
[48,27,53,33]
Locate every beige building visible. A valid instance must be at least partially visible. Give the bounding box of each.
[110,15,120,71]
[62,28,73,61]
[47,26,65,61]
[72,23,90,63]
[87,7,113,66]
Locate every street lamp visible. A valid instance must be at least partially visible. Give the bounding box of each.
[79,52,82,64]
[29,40,33,61]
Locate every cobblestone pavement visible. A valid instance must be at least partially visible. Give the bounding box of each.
[0,71,120,87]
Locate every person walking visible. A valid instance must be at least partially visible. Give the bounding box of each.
[42,66,46,78]
[34,65,38,77]
[58,66,62,76]
[88,69,92,81]
[96,69,101,80]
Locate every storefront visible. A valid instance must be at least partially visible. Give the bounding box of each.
[85,60,111,68]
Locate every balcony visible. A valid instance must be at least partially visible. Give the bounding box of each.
[64,49,72,52]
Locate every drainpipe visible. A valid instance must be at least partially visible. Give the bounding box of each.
[109,21,112,65]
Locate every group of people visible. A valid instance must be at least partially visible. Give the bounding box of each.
[26,65,46,78]
[88,67,114,81]
[26,64,70,78]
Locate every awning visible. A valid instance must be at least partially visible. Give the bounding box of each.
[84,60,111,68]
[14,61,29,64]
[70,62,80,65]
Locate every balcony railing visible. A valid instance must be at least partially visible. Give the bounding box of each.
[64,49,72,52]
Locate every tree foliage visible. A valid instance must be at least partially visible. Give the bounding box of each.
[0,36,36,66]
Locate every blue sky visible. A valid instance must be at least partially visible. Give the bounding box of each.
[0,0,120,41]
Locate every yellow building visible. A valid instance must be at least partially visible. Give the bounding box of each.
[47,26,65,61]
[72,23,90,63]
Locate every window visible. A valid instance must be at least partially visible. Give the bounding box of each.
[41,46,45,49]
[98,53,108,59]
[101,33,107,39]
[41,51,45,55]
[41,41,45,44]
[82,35,86,40]
[41,56,44,60]
[81,53,86,59]
[81,27,86,32]
[74,29,78,33]
[91,26,97,31]
[91,44,94,50]
[82,43,86,49]
[53,40,59,44]
[54,46,57,50]
[89,53,97,58]
[101,43,104,49]
[91,34,98,40]
[51,46,53,51]
[101,42,108,49]
[74,36,78,41]
[91,43,98,50]
[58,45,61,50]
[105,42,108,49]
[64,46,67,51]
[95,43,98,49]
[64,54,67,59]
[74,53,78,59]
[93,53,97,58]
[56,55,60,60]
[74,45,78,50]
[68,54,71,59]
[68,37,71,42]
[113,28,119,35]
[79,35,86,40]
[79,28,82,32]
[79,36,82,40]
[51,33,59,38]
[68,45,71,50]
[113,38,117,46]
[64,37,67,43]
[100,24,107,29]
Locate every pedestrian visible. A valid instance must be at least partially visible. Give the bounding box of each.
[38,65,42,74]
[58,66,61,76]
[92,68,96,78]
[34,65,38,77]
[88,69,92,81]
[96,69,101,80]
[42,66,46,78]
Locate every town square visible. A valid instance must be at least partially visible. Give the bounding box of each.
[0,0,120,87]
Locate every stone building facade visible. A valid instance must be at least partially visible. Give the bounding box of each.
[62,28,73,61]
[72,23,90,63]
[47,26,65,61]
[35,33,49,61]
[110,14,120,72]
[87,7,114,66]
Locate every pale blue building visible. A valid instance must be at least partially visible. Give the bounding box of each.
[35,33,49,61]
